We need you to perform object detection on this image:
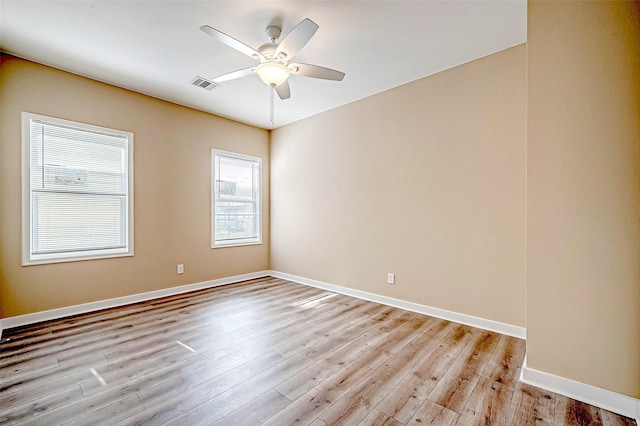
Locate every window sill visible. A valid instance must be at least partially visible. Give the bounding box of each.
[212,240,262,249]
[22,250,134,266]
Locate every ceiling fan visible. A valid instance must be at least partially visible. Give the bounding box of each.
[199,18,345,125]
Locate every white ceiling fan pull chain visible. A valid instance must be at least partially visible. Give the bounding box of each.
[270,85,275,128]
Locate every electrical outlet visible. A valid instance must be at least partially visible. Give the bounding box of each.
[177,264,184,274]
[387,273,395,284]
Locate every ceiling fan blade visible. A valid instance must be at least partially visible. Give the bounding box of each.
[212,67,255,83]
[275,18,319,59]
[289,63,345,81]
[275,80,291,100]
[200,25,261,58]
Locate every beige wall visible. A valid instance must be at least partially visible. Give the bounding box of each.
[271,45,527,327]
[0,56,270,318]
[4,2,638,401]
[527,1,640,398]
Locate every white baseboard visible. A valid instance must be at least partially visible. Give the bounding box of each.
[286,268,637,422]
[521,358,640,422]
[268,270,526,339]
[2,270,637,424]
[0,269,524,340]
[0,270,270,337]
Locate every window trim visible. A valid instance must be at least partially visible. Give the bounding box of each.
[21,112,134,266]
[211,149,262,248]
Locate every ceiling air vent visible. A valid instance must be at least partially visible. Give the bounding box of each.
[191,76,219,91]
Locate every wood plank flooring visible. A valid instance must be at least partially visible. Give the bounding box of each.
[0,277,636,425]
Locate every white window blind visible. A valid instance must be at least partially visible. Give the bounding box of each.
[22,113,134,265]
[212,150,261,247]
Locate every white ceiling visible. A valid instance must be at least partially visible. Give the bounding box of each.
[0,1,526,129]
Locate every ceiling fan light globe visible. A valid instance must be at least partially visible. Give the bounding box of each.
[256,62,291,86]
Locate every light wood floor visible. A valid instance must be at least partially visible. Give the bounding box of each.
[0,277,636,426]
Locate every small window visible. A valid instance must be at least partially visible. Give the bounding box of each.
[22,112,134,265]
[212,150,261,247]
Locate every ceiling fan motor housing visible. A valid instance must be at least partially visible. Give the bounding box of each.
[258,43,279,58]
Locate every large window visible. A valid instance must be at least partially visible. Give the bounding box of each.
[212,150,261,247]
[22,112,134,265]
